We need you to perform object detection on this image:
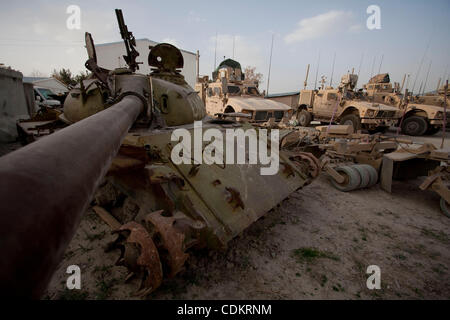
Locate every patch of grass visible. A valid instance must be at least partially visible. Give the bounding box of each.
[95,278,117,300]
[85,231,106,241]
[432,264,447,275]
[393,254,407,261]
[77,244,93,253]
[291,247,340,263]
[332,283,345,292]
[421,228,449,244]
[58,288,89,300]
[320,275,328,287]
[93,265,113,274]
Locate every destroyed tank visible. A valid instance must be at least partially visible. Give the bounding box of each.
[59,11,320,296]
[364,73,449,136]
[195,59,292,123]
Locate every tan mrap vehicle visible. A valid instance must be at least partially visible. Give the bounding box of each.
[364,73,449,136]
[195,58,292,122]
[297,73,399,133]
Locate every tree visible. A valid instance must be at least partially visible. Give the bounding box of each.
[74,71,90,84]
[52,68,90,87]
[244,66,263,84]
[52,68,76,86]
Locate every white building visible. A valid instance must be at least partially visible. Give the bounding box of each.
[95,39,197,88]
[22,77,68,95]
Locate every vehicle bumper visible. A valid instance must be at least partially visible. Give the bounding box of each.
[429,119,450,127]
[361,118,398,126]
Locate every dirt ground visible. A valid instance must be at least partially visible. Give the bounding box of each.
[43,129,450,300]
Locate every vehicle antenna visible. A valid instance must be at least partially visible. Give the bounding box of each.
[266,33,274,95]
[441,80,448,149]
[232,35,235,60]
[411,32,432,94]
[378,54,384,74]
[314,51,321,90]
[436,78,442,92]
[330,52,336,87]
[303,64,310,90]
[400,74,406,92]
[357,52,364,78]
[369,55,376,80]
[214,32,218,70]
[422,60,432,95]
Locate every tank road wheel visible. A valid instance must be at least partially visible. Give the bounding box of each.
[297,110,312,127]
[401,116,428,136]
[440,198,450,218]
[351,165,371,189]
[425,126,440,136]
[330,166,361,192]
[339,114,361,133]
[112,222,163,296]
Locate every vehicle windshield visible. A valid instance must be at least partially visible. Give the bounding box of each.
[246,87,260,96]
[227,85,241,94]
[36,88,56,100]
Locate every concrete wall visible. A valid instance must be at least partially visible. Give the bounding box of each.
[0,68,29,142]
[95,39,197,88]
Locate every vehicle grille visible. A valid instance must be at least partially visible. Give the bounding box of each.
[274,111,284,120]
[376,110,395,118]
[255,111,268,121]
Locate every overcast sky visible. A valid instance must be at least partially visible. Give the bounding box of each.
[1,0,449,94]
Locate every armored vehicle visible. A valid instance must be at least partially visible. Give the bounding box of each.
[0,10,319,297]
[364,73,449,136]
[297,73,399,133]
[195,59,292,122]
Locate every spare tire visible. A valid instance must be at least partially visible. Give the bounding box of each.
[330,165,361,192]
[351,165,371,189]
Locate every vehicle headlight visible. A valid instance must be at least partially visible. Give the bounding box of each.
[241,109,253,117]
[366,109,376,117]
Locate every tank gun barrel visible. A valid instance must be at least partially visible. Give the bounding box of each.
[0,95,144,298]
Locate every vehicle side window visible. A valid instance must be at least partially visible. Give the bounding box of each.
[207,88,213,97]
[327,93,337,101]
[213,87,221,96]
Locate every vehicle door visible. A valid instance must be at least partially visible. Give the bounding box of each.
[314,91,338,118]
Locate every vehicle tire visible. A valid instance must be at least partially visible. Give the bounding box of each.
[359,164,378,187]
[440,198,450,218]
[339,114,361,133]
[297,110,312,127]
[424,126,440,136]
[330,165,361,192]
[351,165,371,189]
[401,116,428,136]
